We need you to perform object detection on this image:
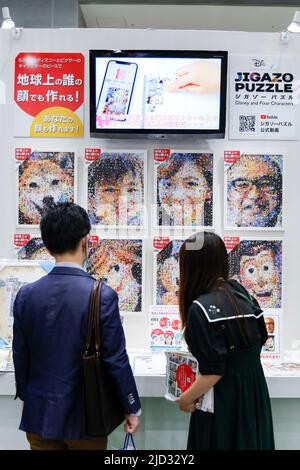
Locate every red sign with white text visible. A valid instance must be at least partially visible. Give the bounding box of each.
[15,148,31,161]
[154,149,171,162]
[224,150,240,165]
[88,236,99,250]
[153,237,171,250]
[85,148,101,161]
[14,52,84,137]
[14,233,31,247]
[224,236,240,252]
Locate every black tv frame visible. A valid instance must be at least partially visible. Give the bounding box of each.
[90,49,228,140]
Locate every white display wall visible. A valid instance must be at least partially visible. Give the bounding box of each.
[0,27,300,355]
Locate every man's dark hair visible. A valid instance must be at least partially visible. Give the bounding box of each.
[40,202,91,255]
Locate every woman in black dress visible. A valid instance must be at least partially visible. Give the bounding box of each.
[177,231,275,450]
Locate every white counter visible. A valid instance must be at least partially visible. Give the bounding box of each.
[2,372,300,399]
[1,371,300,450]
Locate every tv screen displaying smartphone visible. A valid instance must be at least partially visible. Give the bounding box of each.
[90,50,228,139]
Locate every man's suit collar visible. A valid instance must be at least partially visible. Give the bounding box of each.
[49,266,95,279]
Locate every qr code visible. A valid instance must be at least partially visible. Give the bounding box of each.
[239,115,256,133]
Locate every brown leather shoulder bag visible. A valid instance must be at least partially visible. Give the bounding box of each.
[82,280,124,437]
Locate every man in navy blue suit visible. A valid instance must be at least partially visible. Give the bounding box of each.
[13,202,141,450]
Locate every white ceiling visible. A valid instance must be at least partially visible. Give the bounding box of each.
[80,3,297,32]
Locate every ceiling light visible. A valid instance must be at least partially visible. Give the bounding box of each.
[1,7,15,30]
[288,11,300,33]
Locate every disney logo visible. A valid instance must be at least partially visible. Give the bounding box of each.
[252,59,265,67]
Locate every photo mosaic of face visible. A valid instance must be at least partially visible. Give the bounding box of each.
[228,240,282,309]
[156,240,183,306]
[87,239,143,313]
[18,152,75,225]
[0,264,47,348]
[17,238,53,261]
[88,152,144,226]
[156,153,213,227]
[226,154,283,228]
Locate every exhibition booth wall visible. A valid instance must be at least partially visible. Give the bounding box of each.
[1,27,300,449]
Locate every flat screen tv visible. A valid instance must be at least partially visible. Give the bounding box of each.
[90,50,228,139]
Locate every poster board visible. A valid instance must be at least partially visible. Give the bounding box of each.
[153,150,214,230]
[85,149,147,229]
[225,236,283,360]
[224,151,284,231]
[16,149,77,228]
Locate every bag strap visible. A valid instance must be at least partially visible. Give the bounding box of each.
[122,433,130,450]
[94,280,102,355]
[85,282,97,352]
[85,280,102,354]
[122,433,136,450]
[128,433,136,450]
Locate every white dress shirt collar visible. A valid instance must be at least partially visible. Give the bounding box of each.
[55,261,84,271]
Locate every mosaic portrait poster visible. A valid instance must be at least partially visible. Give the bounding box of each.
[87,239,143,314]
[154,150,214,228]
[225,237,283,311]
[17,150,76,227]
[0,261,48,349]
[154,238,184,306]
[14,52,84,138]
[150,305,183,350]
[224,151,284,230]
[86,150,146,228]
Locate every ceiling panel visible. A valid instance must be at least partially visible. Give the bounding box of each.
[80,3,298,31]
[80,1,300,5]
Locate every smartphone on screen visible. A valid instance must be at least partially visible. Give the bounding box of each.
[96,60,138,121]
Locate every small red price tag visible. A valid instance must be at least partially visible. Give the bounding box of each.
[84,148,101,161]
[15,148,31,161]
[14,233,31,247]
[224,150,240,164]
[224,236,240,251]
[154,149,170,162]
[88,235,99,249]
[153,237,171,250]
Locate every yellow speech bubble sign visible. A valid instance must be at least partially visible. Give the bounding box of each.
[30,106,83,137]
